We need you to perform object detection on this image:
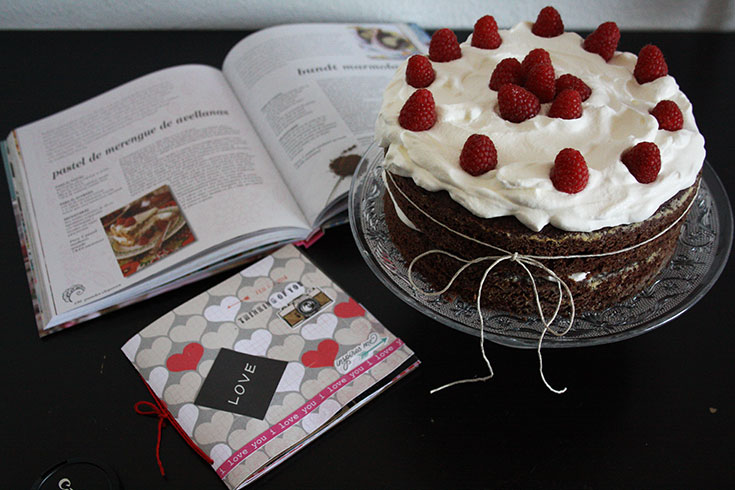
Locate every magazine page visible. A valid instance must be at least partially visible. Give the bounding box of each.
[121,245,419,489]
[10,64,309,322]
[221,23,427,225]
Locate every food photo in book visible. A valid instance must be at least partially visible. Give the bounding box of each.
[100,185,195,277]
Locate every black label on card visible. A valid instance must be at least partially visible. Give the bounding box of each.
[195,349,287,419]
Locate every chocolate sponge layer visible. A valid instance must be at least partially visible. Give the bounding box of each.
[383,171,699,315]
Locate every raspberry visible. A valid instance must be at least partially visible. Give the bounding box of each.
[471,15,502,49]
[489,58,522,91]
[621,142,661,183]
[550,148,589,194]
[498,84,540,123]
[520,48,552,83]
[634,44,668,84]
[405,55,435,88]
[525,62,556,103]
[532,6,564,37]
[429,28,462,62]
[398,89,437,131]
[650,100,683,131]
[555,74,591,101]
[459,134,498,176]
[548,89,582,119]
[583,22,620,61]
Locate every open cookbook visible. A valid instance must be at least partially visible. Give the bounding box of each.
[122,245,419,488]
[1,23,428,335]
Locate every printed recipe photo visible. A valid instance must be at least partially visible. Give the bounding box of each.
[100,185,195,277]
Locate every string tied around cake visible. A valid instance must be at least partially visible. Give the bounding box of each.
[409,248,574,395]
[386,170,700,394]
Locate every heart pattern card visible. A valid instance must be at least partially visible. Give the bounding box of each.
[122,245,419,489]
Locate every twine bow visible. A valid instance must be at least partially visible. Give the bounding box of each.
[134,378,213,476]
[409,249,574,394]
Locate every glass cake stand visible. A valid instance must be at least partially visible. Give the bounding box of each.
[349,143,733,349]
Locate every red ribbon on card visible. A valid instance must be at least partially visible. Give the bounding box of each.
[134,376,213,476]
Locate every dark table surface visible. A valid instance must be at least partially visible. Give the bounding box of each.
[0,28,733,489]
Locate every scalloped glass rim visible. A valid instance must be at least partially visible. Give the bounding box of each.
[349,142,733,349]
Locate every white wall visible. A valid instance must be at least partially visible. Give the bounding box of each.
[1,0,733,31]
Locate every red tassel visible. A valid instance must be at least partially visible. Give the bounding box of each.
[134,378,214,476]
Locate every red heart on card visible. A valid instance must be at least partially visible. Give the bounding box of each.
[301,339,339,368]
[166,342,204,372]
[333,298,365,318]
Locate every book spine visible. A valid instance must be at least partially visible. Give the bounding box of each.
[2,135,49,333]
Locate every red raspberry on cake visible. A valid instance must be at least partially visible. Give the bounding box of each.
[459,134,498,176]
[555,74,591,101]
[650,100,684,131]
[498,84,540,123]
[548,89,582,119]
[583,22,620,61]
[406,55,435,88]
[429,28,462,62]
[398,89,437,131]
[634,44,668,84]
[550,148,589,194]
[471,15,502,49]
[520,48,552,83]
[532,6,564,37]
[621,142,661,183]
[525,63,556,103]
[489,58,522,91]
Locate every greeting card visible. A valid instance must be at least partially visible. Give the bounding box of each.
[122,245,418,488]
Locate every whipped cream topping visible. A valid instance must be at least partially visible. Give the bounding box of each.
[375,22,706,232]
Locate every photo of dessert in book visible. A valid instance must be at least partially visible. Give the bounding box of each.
[100,185,195,277]
[353,25,418,59]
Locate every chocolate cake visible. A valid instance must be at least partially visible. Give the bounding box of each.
[384,171,699,314]
[374,9,706,315]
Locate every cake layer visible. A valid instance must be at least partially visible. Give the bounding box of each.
[384,171,699,313]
